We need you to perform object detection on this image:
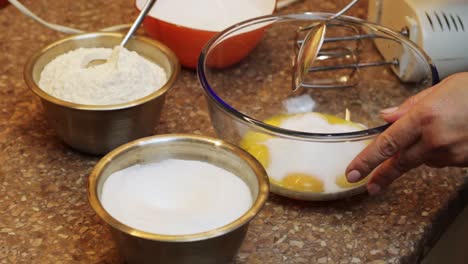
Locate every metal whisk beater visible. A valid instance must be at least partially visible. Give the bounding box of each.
[293,20,402,89]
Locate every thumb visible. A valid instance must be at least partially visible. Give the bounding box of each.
[380,86,435,123]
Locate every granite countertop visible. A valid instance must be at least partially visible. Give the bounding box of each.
[1,0,467,263]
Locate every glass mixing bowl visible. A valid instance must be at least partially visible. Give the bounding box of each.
[197,13,437,201]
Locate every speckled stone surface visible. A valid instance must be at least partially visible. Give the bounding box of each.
[0,1,467,263]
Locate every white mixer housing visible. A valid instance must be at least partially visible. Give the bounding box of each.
[368,0,468,79]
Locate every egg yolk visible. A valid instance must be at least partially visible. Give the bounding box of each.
[264,114,289,127]
[322,113,367,131]
[273,173,324,193]
[240,112,368,193]
[322,113,350,125]
[239,114,289,168]
[243,143,270,168]
[335,174,368,188]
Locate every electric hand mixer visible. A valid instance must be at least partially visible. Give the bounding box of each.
[293,0,468,90]
[369,0,468,79]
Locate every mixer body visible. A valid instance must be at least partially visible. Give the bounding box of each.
[368,0,468,79]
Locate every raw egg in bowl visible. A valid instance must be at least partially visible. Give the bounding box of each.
[198,13,438,201]
[136,0,276,68]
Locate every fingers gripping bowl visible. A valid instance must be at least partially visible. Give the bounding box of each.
[198,13,437,201]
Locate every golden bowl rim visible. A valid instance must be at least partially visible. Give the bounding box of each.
[24,32,180,111]
[87,133,270,242]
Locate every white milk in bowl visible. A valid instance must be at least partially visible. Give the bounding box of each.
[100,158,253,235]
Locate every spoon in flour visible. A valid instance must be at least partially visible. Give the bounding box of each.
[87,0,157,67]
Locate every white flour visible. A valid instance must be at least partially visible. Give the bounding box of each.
[39,46,167,105]
[101,159,253,235]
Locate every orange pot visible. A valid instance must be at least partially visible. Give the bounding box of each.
[142,17,217,69]
[136,0,276,69]
[205,26,268,69]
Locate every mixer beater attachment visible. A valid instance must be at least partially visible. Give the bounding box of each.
[293,21,401,89]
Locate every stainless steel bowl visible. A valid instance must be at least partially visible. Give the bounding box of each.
[88,134,269,264]
[24,32,179,155]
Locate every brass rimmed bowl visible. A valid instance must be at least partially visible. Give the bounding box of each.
[88,134,269,264]
[24,32,179,155]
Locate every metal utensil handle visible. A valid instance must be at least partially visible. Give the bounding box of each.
[330,0,360,20]
[308,60,398,73]
[120,0,157,47]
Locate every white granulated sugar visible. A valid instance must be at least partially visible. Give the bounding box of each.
[283,94,316,114]
[39,46,167,105]
[264,113,368,193]
[101,159,253,235]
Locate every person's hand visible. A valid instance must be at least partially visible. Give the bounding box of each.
[345,72,468,195]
